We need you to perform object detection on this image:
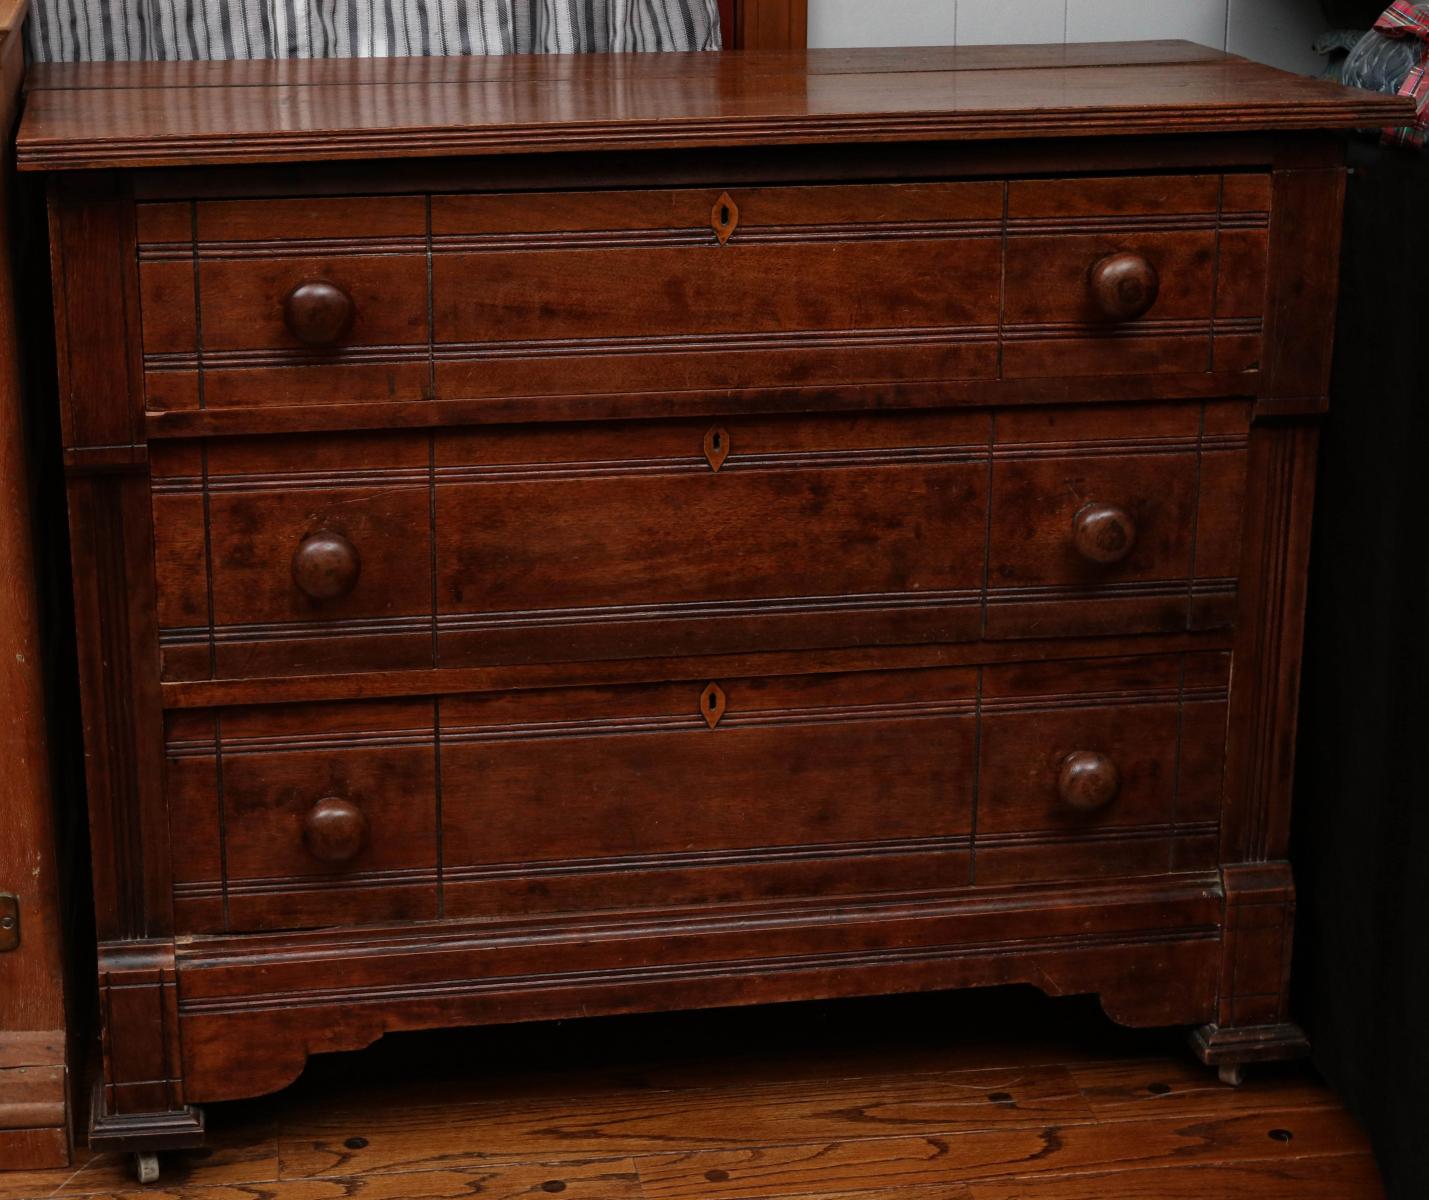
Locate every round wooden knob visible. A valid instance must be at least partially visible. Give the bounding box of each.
[1058,751,1121,811]
[1072,502,1137,565]
[1089,252,1160,321]
[282,280,355,347]
[292,531,360,600]
[303,796,369,865]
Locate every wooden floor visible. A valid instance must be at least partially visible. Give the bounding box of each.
[0,989,1383,1199]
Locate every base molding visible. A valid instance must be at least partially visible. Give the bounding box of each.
[90,940,204,1153]
[0,1126,70,1170]
[1189,1020,1311,1066]
[88,1081,205,1153]
[175,877,1224,1102]
[0,1032,71,1169]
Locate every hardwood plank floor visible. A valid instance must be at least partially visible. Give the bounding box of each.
[0,989,1383,1199]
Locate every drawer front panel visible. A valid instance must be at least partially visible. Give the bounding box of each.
[1003,174,1270,378]
[138,197,430,410]
[441,669,978,917]
[431,182,1002,397]
[135,173,1268,413]
[986,401,1249,637]
[976,653,1230,883]
[168,699,439,932]
[150,401,1249,681]
[165,652,1225,933]
[434,411,989,667]
[151,434,435,680]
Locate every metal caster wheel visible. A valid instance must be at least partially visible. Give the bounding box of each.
[134,1152,160,1185]
[1218,1063,1246,1088]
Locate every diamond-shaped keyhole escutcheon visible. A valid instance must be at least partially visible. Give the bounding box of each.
[712,192,739,244]
[703,425,730,472]
[701,682,727,729]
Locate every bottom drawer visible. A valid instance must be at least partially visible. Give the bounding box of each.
[441,669,979,918]
[167,700,441,932]
[166,651,1229,934]
[976,653,1229,883]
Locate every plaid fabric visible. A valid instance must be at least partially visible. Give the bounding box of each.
[1374,1,1429,147]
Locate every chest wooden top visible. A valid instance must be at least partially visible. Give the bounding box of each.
[16,41,1410,172]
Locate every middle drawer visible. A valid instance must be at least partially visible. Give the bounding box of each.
[151,401,1248,682]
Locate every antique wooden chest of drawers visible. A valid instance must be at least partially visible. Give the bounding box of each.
[16,42,1408,1164]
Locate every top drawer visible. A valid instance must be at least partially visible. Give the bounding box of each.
[137,197,432,412]
[135,173,1269,411]
[1004,174,1269,378]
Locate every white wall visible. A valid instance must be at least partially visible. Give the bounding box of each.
[809,0,1331,77]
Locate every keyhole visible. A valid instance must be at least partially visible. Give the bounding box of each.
[703,425,730,472]
[700,682,727,728]
[711,192,738,244]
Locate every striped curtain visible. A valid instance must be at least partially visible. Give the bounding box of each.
[27,0,722,61]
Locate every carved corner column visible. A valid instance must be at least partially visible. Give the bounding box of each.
[1191,863,1309,1068]
[50,174,201,1148]
[1197,149,1346,1069]
[1194,419,1319,1069]
[89,944,202,1150]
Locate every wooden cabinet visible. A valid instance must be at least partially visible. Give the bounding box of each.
[16,42,1409,1165]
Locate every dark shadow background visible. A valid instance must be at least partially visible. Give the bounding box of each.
[1292,136,1429,1200]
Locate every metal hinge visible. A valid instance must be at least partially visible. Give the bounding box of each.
[0,894,17,951]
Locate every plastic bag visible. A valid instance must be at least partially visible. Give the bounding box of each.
[1343,2,1429,146]
[1344,7,1428,92]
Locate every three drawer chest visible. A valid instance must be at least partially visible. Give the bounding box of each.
[16,41,1408,1170]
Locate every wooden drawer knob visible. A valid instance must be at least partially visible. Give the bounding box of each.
[283,280,355,347]
[1058,751,1120,811]
[303,796,369,865]
[1072,502,1137,565]
[1089,252,1159,321]
[292,531,361,600]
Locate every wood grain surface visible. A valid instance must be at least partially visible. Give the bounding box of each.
[0,990,1382,1198]
[145,402,1249,682]
[35,45,1356,1155]
[0,0,72,1171]
[16,44,1412,171]
[130,174,1268,413]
